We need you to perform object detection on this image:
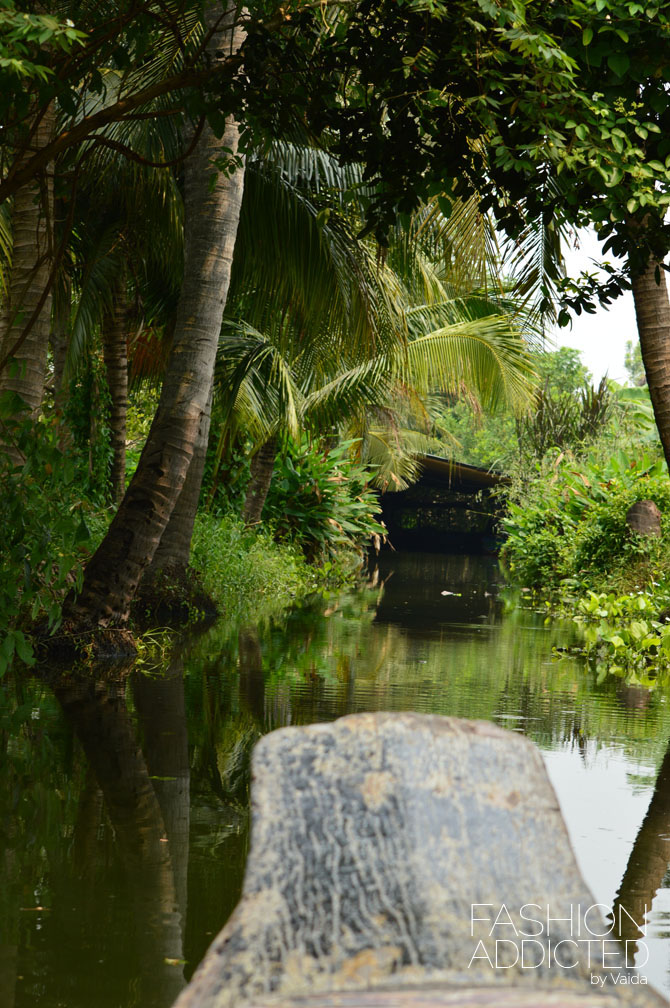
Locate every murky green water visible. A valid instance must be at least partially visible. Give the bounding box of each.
[3,550,670,1006]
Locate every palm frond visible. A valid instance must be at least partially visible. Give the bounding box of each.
[500,179,570,326]
[360,424,432,491]
[218,321,304,440]
[398,317,536,413]
[302,357,393,429]
[230,162,398,361]
[261,140,369,204]
[410,196,503,296]
[67,224,125,375]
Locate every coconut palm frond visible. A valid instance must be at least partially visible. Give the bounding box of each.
[219,321,304,440]
[262,140,368,204]
[302,356,394,429]
[361,423,433,491]
[399,317,536,413]
[412,196,502,296]
[67,225,126,376]
[405,293,543,345]
[231,162,398,360]
[501,181,570,326]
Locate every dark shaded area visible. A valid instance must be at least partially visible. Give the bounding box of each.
[380,456,506,553]
[371,551,502,633]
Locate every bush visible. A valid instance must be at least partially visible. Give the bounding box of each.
[502,445,670,591]
[263,439,386,561]
[190,513,318,620]
[0,399,94,674]
[517,378,613,459]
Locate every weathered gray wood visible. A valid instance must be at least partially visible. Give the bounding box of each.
[245,988,646,1008]
[174,714,662,1008]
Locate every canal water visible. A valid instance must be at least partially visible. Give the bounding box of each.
[3,550,670,1006]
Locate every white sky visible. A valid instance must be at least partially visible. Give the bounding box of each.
[549,228,638,383]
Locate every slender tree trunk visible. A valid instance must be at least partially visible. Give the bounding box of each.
[630,254,670,470]
[102,271,129,502]
[243,435,278,525]
[147,378,214,574]
[50,271,70,425]
[66,5,245,628]
[0,104,57,417]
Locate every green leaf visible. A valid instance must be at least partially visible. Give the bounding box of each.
[607,53,630,77]
[13,631,35,666]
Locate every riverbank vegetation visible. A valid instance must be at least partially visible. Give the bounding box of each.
[6,0,670,674]
[499,360,670,685]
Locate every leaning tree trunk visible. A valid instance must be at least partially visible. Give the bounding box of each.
[630,253,670,471]
[243,435,278,525]
[102,271,130,502]
[0,104,57,418]
[146,377,214,575]
[66,5,245,628]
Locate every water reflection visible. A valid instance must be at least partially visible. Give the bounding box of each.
[4,551,670,1005]
[613,738,670,945]
[51,666,187,1007]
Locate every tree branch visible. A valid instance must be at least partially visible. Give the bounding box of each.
[0,63,232,203]
[83,114,207,169]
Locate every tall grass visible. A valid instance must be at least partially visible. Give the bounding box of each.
[190,513,319,621]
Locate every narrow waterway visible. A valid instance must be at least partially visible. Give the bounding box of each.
[3,550,670,1006]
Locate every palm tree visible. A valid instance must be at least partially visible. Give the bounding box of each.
[0,104,57,432]
[149,138,396,563]
[57,81,184,500]
[208,151,537,523]
[66,1,247,628]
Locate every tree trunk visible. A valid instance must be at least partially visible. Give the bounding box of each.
[630,254,670,470]
[65,5,245,628]
[102,272,129,502]
[0,104,57,417]
[147,378,214,575]
[50,271,71,430]
[243,436,278,525]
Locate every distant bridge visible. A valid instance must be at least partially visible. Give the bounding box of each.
[380,454,508,553]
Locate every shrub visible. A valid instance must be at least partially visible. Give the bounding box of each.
[517,378,613,459]
[190,513,318,619]
[263,439,386,561]
[502,445,670,591]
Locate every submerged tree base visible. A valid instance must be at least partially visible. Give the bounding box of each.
[34,566,216,669]
[38,623,139,663]
[132,563,219,627]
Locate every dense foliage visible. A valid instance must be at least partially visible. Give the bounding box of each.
[262,439,386,561]
[6,0,670,667]
[0,402,92,673]
[502,447,670,590]
[501,392,670,683]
